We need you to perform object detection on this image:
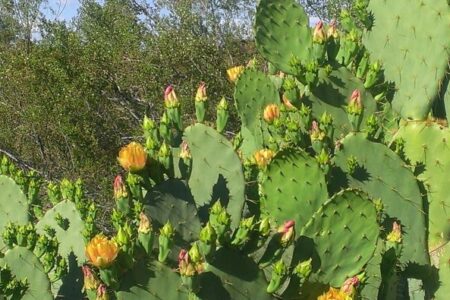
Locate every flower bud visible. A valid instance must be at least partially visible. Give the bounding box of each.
[253,149,275,169]
[313,20,326,44]
[164,85,179,108]
[142,116,155,133]
[327,19,339,39]
[310,121,326,141]
[263,104,280,124]
[386,221,402,243]
[82,265,99,291]
[278,220,295,247]
[96,284,109,300]
[259,217,271,236]
[347,90,363,115]
[160,221,174,238]
[199,222,216,243]
[227,66,245,82]
[294,258,312,279]
[188,242,202,264]
[138,212,152,234]
[195,82,207,102]
[341,276,360,296]
[179,140,191,160]
[113,175,127,200]
[118,142,147,172]
[267,259,287,293]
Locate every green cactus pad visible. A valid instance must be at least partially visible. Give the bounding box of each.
[395,122,450,249]
[1,246,53,300]
[434,244,450,299]
[333,133,429,266]
[144,179,201,244]
[299,190,379,287]
[234,68,280,158]
[199,247,272,300]
[185,124,245,228]
[36,200,85,264]
[260,149,328,234]
[363,0,450,120]
[116,260,190,299]
[0,175,29,249]
[309,67,377,136]
[255,0,312,75]
[361,240,384,299]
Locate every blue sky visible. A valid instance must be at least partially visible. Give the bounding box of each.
[45,0,80,21]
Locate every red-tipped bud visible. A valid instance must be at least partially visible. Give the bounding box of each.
[82,265,99,291]
[195,82,207,102]
[327,19,339,39]
[96,284,109,300]
[164,85,179,108]
[313,21,326,43]
[113,175,127,200]
[387,221,402,243]
[278,220,295,246]
[347,89,363,115]
[341,276,360,295]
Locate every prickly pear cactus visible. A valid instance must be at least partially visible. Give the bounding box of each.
[260,149,328,234]
[0,176,29,249]
[333,133,429,266]
[298,190,379,286]
[36,200,85,263]
[1,246,53,300]
[184,124,245,228]
[364,0,450,120]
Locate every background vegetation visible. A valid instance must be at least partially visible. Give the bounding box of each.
[0,0,351,206]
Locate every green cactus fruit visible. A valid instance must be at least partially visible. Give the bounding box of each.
[184,124,245,229]
[332,133,429,266]
[35,200,85,264]
[1,246,53,300]
[363,0,450,120]
[234,68,279,158]
[309,67,376,137]
[298,190,379,287]
[144,179,201,245]
[260,149,328,235]
[395,122,450,250]
[255,0,312,76]
[0,175,29,249]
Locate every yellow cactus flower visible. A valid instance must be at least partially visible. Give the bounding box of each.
[317,287,352,300]
[85,234,119,269]
[254,149,275,169]
[117,142,147,172]
[227,66,245,82]
[263,104,280,123]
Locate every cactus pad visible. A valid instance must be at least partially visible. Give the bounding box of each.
[0,175,29,249]
[299,190,379,287]
[333,133,428,266]
[144,179,201,244]
[1,246,53,300]
[36,200,85,264]
[364,0,450,120]
[260,149,328,234]
[234,68,280,158]
[255,0,312,75]
[395,122,450,249]
[185,124,245,228]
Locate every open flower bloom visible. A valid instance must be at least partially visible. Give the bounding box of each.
[85,234,119,269]
[227,66,245,82]
[117,142,147,172]
[318,287,352,300]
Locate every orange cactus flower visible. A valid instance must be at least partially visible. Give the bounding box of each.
[317,287,352,300]
[254,149,275,169]
[263,104,280,123]
[85,234,119,269]
[117,142,147,172]
[227,66,245,82]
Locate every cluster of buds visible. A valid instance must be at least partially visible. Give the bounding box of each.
[178,244,205,292]
[278,220,295,247]
[198,222,217,257]
[231,216,255,247]
[158,221,175,263]
[2,223,40,251]
[142,116,159,155]
[209,201,231,244]
[266,259,287,293]
[227,66,245,83]
[0,266,28,298]
[47,182,62,205]
[253,149,275,169]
